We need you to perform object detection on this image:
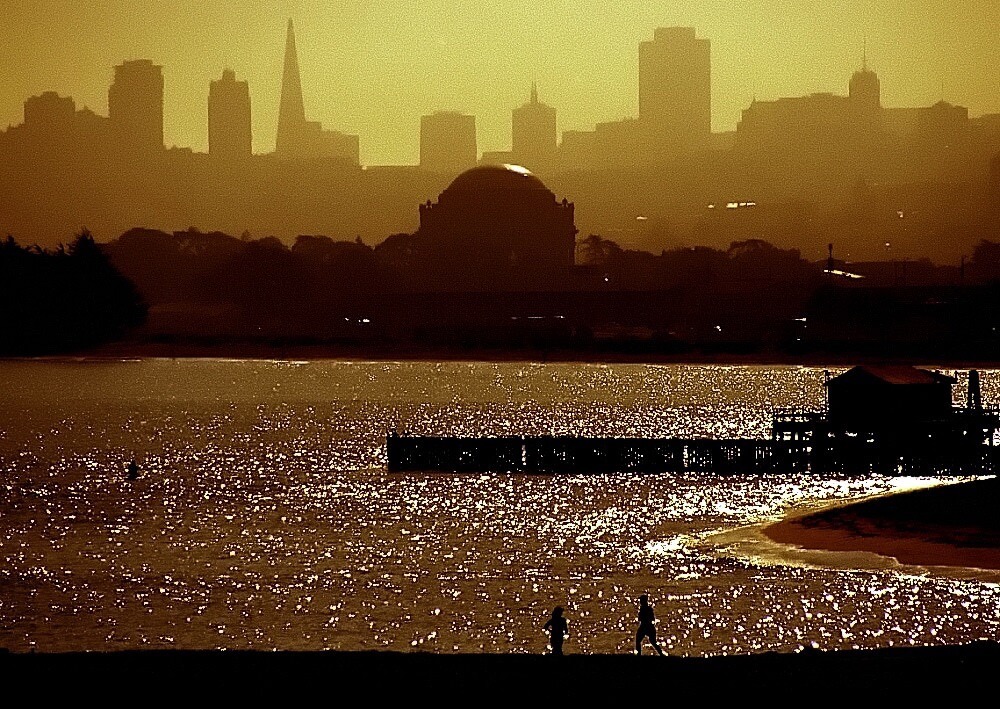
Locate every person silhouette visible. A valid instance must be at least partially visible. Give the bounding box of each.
[126,460,139,480]
[635,594,665,656]
[542,605,568,656]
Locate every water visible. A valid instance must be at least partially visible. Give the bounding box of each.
[1,360,998,654]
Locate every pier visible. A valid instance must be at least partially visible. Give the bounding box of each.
[386,366,1000,475]
[386,432,998,475]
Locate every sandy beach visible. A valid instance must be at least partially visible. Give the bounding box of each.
[763,477,1000,572]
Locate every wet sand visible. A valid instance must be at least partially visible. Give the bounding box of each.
[764,477,1000,572]
[4,643,999,700]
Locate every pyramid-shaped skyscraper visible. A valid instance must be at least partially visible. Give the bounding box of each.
[274,19,359,164]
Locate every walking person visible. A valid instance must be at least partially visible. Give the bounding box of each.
[543,605,568,655]
[635,594,665,656]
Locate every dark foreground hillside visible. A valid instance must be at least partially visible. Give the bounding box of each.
[4,643,998,702]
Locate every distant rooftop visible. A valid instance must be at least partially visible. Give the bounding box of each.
[445,164,548,193]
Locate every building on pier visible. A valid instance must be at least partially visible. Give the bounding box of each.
[389,366,1000,475]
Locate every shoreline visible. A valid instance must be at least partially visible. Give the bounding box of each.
[759,477,1000,573]
[7,340,1000,369]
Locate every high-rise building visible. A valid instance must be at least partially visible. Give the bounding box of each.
[209,69,252,160]
[108,59,164,153]
[23,92,76,135]
[849,64,881,113]
[276,19,306,158]
[512,84,557,171]
[849,58,882,136]
[638,27,711,158]
[274,19,359,165]
[420,111,477,174]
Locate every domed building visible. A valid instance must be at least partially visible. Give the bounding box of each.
[415,164,577,280]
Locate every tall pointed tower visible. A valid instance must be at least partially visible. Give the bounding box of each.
[276,19,306,157]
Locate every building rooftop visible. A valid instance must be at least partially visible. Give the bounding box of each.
[828,365,956,387]
[445,164,548,193]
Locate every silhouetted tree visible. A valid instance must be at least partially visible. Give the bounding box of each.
[576,234,621,266]
[970,239,1000,283]
[0,230,147,354]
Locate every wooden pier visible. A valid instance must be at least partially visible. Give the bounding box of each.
[386,367,1000,475]
[386,432,998,475]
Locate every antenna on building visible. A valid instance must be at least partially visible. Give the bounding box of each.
[531,81,538,105]
[862,37,868,70]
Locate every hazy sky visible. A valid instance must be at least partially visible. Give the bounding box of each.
[2,1,998,165]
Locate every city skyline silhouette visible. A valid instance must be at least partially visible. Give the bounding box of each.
[4,13,1000,267]
[3,2,999,165]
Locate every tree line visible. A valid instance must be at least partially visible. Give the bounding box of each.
[0,231,147,355]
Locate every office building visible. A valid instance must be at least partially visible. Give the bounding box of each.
[512,84,557,171]
[209,69,252,160]
[420,111,477,174]
[638,27,711,157]
[109,59,164,152]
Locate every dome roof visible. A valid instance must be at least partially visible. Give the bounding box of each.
[445,164,549,193]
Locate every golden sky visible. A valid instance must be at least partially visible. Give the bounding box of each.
[2,1,998,165]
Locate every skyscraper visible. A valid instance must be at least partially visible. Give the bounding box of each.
[638,27,711,158]
[512,84,557,171]
[850,53,882,113]
[849,55,882,139]
[275,19,306,158]
[108,59,164,153]
[209,69,252,160]
[420,111,477,174]
[273,19,360,165]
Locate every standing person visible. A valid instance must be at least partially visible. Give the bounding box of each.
[635,594,665,656]
[126,459,139,480]
[543,606,568,655]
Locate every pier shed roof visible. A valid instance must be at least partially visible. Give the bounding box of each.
[826,365,956,387]
[824,365,956,428]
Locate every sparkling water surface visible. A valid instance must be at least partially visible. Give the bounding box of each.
[1,360,998,654]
